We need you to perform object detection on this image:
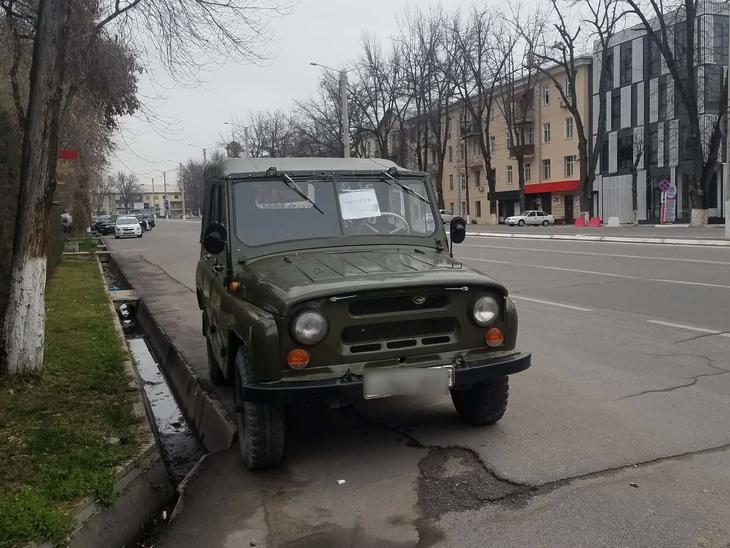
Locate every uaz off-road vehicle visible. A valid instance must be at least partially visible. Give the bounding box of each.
[196,158,531,469]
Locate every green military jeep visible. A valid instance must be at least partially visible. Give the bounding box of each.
[196,158,531,469]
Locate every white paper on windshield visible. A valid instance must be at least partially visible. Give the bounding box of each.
[339,189,381,220]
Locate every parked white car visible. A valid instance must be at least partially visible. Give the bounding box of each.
[114,216,143,238]
[505,210,555,226]
[440,209,455,223]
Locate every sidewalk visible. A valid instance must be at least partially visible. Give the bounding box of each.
[467,224,730,246]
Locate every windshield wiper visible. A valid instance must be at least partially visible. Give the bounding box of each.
[380,171,431,206]
[279,173,324,215]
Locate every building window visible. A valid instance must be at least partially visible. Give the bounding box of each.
[647,41,661,79]
[461,175,466,189]
[714,17,729,65]
[611,93,621,129]
[449,201,454,212]
[506,165,513,184]
[543,122,551,143]
[705,64,724,113]
[564,155,575,177]
[449,174,454,191]
[649,128,658,165]
[490,135,496,153]
[620,42,632,85]
[475,200,482,217]
[525,162,531,181]
[658,79,667,120]
[461,201,466,214]
[601,138,610,173]
[448,146,453,162]
[542,84,550,105]
[617,134,634,171]
[524,125,534,145]
[564,77,573,100]
[604,50,614,89]
[565,117,574,138]
[542,159,551,179]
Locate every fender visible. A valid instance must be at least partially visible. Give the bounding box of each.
[218,292,281,382]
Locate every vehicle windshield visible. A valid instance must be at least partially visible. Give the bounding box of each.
[117,217,137,225]
[233,178,437,246]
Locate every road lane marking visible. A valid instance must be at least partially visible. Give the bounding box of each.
[510,295,594,312]
[646,320,730,338]
[460,256,641,279]
[462,243,730,266]
[649,279,730,290]
[461,256,730,290]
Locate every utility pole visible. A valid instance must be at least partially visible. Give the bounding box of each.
[340,69,350,158]
[163,170,168,219]
[726,29,730,238]
[179,162,186,219]
[151,177,156,217]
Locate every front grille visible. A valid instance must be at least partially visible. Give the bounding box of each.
[342,317,457,355]
[342,318,455,343]
[349,294,448,316]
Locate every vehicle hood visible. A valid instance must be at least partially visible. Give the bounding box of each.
[238,247,507,315]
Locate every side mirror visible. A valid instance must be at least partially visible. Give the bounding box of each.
[450,216,466,244]
[203,222,227,255]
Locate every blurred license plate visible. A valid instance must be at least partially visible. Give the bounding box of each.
[364,366,453,399]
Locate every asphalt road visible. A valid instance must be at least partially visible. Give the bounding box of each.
[108,220,730,548]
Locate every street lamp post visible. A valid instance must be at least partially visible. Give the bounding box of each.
[310,62,351,158]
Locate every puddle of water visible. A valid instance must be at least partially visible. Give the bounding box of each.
[128,337,204,484]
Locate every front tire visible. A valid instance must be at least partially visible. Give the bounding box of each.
[542,220,549,226]
[518,219,525,226]
[234,349,285,470]
[451,376,509,425]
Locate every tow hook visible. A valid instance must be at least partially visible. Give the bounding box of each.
[340,368,362,383]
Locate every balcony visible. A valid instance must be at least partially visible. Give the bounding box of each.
[459,122,480,137]
[509,143,535,158]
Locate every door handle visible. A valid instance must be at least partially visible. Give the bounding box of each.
[212,264,225,274]
[204,254,213,262]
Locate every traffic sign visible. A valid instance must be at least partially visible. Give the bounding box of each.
[658,179,671,192]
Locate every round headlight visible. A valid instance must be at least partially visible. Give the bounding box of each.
[291,311,328,345]
[472,295,499,326]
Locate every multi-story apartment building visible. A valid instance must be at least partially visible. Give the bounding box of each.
[377,61,592,224]
[594,1,728,223]
[98,187,190,218]
[436,58,592,224]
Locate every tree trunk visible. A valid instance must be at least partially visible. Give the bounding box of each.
[0,0,71,375]
[631,169,639,226]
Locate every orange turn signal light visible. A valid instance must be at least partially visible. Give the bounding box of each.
[484,327,504,347]
[228,281,240,294]
[287,348,310,370]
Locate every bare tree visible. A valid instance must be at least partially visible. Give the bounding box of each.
[453,7,511,222]
[529,0,620,222]
[1,0,289,375]
[350,34,411,161]
[623,0,728,225]
[90,170,114,213]
[630,131,645,226]
[110,171,140,213]
[499,14,542,212]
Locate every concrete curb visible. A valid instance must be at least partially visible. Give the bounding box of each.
[466,231,730,247]
[51,259,176,548]
[135,298,237,453]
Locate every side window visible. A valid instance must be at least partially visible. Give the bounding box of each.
[527,211,536,217]
[208,185,219,224]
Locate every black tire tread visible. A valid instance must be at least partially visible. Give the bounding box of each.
[235,350,285,470]
[451,376,509,426]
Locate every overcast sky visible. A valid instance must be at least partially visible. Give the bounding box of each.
[110,0,482,190]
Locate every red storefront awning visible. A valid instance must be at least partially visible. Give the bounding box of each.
[58,149,79,160]
[524,180,580,194]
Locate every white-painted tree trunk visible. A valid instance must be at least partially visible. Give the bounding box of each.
[689,208,708,227]
[633,210,639,227]
[1,257,47,374]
